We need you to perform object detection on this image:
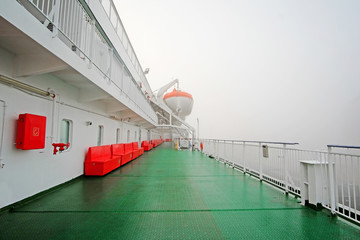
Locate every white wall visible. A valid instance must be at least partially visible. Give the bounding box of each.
[0,48,151,209]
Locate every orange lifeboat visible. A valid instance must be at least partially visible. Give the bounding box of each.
[163,89,193,119]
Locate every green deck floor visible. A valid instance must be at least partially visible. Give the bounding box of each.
[1,143,360,239]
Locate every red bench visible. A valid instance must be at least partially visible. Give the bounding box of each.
[124,143,135,161]
[142,140,152,151]
[130,142,139,159]
[151,140,156,148]
[84,145,120,176]
[111,143,131,166]
[133,142,143,157]
[151,139,163,148]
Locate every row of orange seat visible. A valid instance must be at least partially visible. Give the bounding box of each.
[151,139,164,148]
[141,139,164,151]
[84,140,164,176]
[84,142,143,176]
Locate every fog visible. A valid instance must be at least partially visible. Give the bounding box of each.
[114,0,360,150]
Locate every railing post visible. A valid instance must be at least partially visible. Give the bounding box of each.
[121,64,125,90]
[283,144,289,194]
[217,140,220,160]
[243,141,246,174]
[88,20,95,69]
[223,140,226,164]
[328,146,336,215]
[213,140,215,159]
[52,0,60,37]
[215,140,218,160]
[231,141,234,168]
[108,47,113,80]
[212,140,216,159]
[259,142,263,181]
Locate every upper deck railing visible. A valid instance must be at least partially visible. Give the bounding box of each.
[18,0,157,123]
[328,145,360,150]
[200,139,360,224]
[98,0,153,96]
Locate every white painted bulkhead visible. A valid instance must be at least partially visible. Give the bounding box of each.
[0,0,164,209]
[0,54,153,209]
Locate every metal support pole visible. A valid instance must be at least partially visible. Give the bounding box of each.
[243,141,246,174]
[215,140,218,160]
[197,118,199,141]
[212,140,214,157]
[223,140,226,164]
[108,47,113,80]
[52,0,60,37]
[0,100,7,168]
[88,20,95,69]
[283,144,289,194]
[231,141,234,168]
[259,143,263,181]
[328,147,337,215]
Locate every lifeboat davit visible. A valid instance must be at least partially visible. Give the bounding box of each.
[163,89,193,119]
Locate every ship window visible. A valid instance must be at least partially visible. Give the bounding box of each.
[127,130,130,143]
[116,128,121,143]
[98,125,104,146]
[60,119,72,145]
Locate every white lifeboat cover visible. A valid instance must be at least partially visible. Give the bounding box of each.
[163,89,193,118]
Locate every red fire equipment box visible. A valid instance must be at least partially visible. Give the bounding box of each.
[16,113,47,150]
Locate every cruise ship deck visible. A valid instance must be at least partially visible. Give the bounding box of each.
[1,143,359,239]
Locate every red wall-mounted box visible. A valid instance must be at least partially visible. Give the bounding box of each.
[16,113,47,150]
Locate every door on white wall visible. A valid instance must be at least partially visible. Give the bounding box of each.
[116,128,120,143]
[97,125,104,146]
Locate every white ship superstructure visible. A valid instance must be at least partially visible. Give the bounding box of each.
[0,1,360,238]
[0,0,193,210]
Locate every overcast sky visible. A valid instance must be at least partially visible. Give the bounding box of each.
[114,0,360,150]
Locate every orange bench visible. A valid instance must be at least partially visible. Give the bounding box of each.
[151,140,156,148]
[111,143,131,166]
[142,140,152,151]
[124,143,135,161]
[151,139,163,148]
[84,145,120,176]
[132,142,143,157]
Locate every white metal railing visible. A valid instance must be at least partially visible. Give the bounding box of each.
[98,0,152,96]
[327,145,360,223]
[201,139,300,195]
[201,139,360,224]
[20,0,157,123]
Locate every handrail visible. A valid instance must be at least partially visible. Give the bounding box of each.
[22,0,158,124]
[327,145,360,149]
[201,138,360,225]
[80,0,157,123]
[200,138,299,145]
[98,0,153,94]
[80,0,148,99]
